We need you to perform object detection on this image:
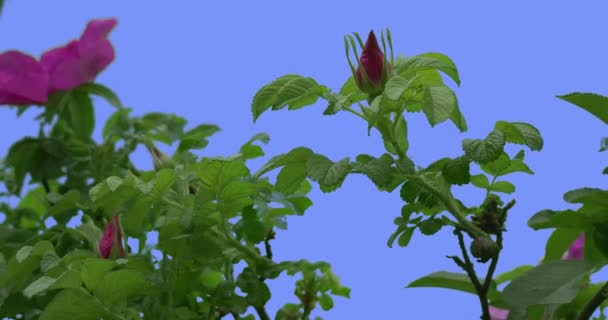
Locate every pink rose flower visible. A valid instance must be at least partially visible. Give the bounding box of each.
[0,51,50,105]
[0,18,117,106]
[41,18,117,92]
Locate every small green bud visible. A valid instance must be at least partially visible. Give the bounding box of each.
[470,236,499,263]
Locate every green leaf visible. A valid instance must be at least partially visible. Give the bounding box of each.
[396,227,415,247]
[462,130,505,163]
[422,85,458,128]
[78,82,123,108]
[23,270,81,298]
[502,260,592,311]
[139,112,187,144]
[39,288,102,320]
[357,154,400,190]
[394,52,461,85]
[59,90,95,139]
[490,181,515,194]
[252,74,329,121]
[417,218,444,235]
[218,181,257,215]
[528,209,590,230]
[545,228,583,261]
[47,190,81,219]
[563,188,608,206]
[94,269,149,305]
[306,155,350,193]
[406,271,481,295]
[319,294,334,311]
[178,124,220,152]
[103,108,131,140]
[399,181,420,203]
[384,75,416,100]
[75,218,103,252]
[200,270,224,288]
[276,163,308,195]
[494,121,543,151]
[494,265,535,285]
[89,175,137,213]
[255,147,314,178]
[441,156,470,185]
[81,258,117,292]
[557,92,608,125]
[470,174,490,189]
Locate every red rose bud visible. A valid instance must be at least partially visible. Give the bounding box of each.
[99,215,127,259]
[145,141,174,170]
[345,30,393,96]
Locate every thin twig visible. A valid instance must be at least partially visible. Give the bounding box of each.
[578,281,608,320]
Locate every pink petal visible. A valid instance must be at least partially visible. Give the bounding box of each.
[489,306,509,320]
[0,51,49,105]
[565,233,585,260]
[99,217,117,259]
[40,18,118,92]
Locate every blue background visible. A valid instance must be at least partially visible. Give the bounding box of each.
[1,1,608,318]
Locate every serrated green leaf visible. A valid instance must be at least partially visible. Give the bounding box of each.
[276,163,308,195]
[252,75,329,121]
[178,124,220,152]
[495,121,543,151]
[255,147,314,178]
[306,155,350,192]
[442,156,470,185]
[39,288,102,320]
[81,258,117,292]
[463,130,505,163]
[23,270,81,298]
[94,269,149,305]
[394,52,460,85]
[422,85,458,128]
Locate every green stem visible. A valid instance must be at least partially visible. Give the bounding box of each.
[407,175,488,240]
[255,306,271,320]
[578,281,608,320]
[343,106,367,121]
[450,229,490,320]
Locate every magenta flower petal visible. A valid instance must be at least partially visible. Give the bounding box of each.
[99,215,126,259]
[41,18,118,91]
[356,31,386,85]
[489,306,509,320]
[0,51,50,105]
[353,31,392,95]
[565,233,585,260]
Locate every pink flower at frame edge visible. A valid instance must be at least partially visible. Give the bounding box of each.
[99,215,126,259]
[0,51,50,105]
[564,233,585,260]
[489,306,509,320]
[40,18,118,92]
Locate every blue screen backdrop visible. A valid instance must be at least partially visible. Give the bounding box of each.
[1,1,607,318]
